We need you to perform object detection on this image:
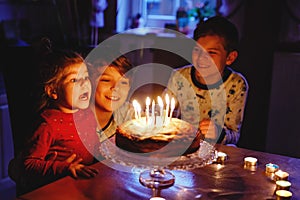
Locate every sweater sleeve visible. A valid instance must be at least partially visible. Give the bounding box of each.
[222,77,249,145]
[24,123,71,177]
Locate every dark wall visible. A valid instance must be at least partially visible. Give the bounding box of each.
[237,0,283,152]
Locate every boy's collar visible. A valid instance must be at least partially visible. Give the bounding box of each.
[191,66,232,89]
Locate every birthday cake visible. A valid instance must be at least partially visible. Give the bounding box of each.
[115,117,201,157]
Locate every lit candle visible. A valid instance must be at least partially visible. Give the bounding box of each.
[244,157,257,166]
[169,97,175,119]
[151,100,155,126]
[275,170,289,181]
[275,180,291,191]
[145,97,150,124]
[165,94,170,122]
[157,96,163,117]
[265,163,279,173]
[275,190,292,199]
[216,151,227,164]
[132,99,139,119]
[136,102,142,119]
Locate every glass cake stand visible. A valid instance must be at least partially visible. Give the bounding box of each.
[99,139,216,198]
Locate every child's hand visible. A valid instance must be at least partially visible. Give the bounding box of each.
[66,154,99,179]
[199,119,217,140]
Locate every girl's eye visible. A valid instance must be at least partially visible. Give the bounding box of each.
[70,78,78,83]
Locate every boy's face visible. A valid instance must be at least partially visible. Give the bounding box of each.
[57,63,91,113]
[192,35,237,83]
[94,66,130,112]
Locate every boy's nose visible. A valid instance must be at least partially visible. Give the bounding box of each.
[111,82,119,90]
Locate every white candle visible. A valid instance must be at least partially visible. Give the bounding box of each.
[151,100,155,126]
[136,102,142,119]
[244,157,257,166]
[216,151,227,164]
[275,170,289,181]
[145,97,150,124]
[157,96,164,117]
[169,97,175,119]
[132,99,139,119]
[165,94,169,122]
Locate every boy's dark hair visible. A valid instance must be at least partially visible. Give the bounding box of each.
[193,16,239,52]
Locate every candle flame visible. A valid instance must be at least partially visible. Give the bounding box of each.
[171,97,175,110]
[165,94,169,104]
[157,96,163,107]
[132,99,138,107]
[146,97,151,106]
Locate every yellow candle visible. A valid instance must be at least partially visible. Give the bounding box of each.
[275,190,292,199]
[275,180,291,191]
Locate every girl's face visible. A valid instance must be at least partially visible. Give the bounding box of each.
[94,66,130,112]
[192,35,236,84]
[57,63,91,113]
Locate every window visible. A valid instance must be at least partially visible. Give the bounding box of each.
[146,0,179,19]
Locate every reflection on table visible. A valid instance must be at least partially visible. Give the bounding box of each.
[16,144,300,200]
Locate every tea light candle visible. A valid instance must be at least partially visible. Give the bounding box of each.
[275,190,292,200]
[243,164,257,172]
[216,152,227,164]
[150,197,166,200]
[244,157,257,166]
[266,163,279,173]
[275,180,291,191]
[275,170,289,181]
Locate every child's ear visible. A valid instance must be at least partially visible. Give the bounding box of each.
[45,86,58,100]
[226,50,238,65]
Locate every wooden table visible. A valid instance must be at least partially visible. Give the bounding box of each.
[17,144,300,200]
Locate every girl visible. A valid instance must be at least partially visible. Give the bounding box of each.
[9,47,100,195]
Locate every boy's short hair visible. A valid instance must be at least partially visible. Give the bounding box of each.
[193,16,239,52]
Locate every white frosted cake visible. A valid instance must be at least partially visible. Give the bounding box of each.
[115,117,201,156]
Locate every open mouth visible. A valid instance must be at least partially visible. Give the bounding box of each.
[79,92,89,101]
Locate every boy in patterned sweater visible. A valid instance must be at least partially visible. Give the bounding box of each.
[166,16,248,145]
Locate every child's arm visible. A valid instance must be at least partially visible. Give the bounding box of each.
[23,124,71,176]
[221,77,249,145]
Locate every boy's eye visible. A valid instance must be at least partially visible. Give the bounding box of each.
[193,47,201,53]
[208,51,217,56]
[100,78,110,82]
